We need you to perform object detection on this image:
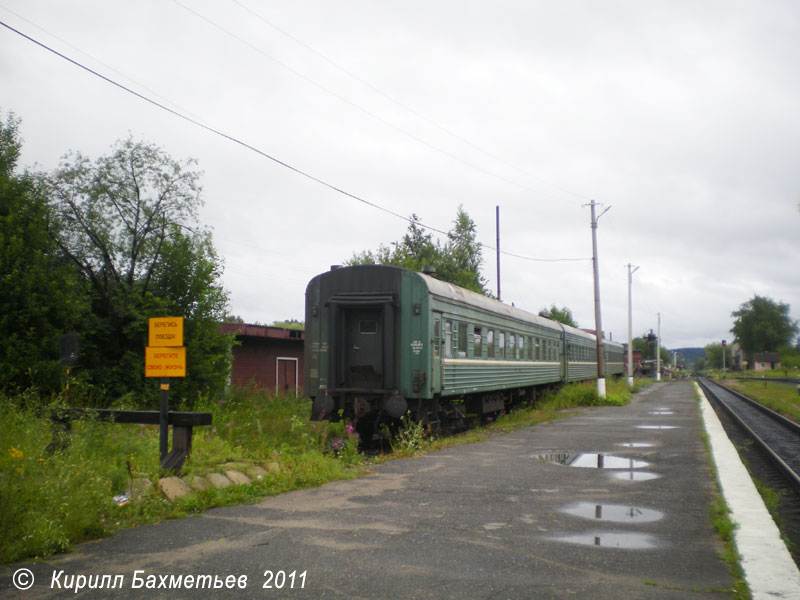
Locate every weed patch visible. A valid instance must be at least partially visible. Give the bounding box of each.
[1,378,646,564]
[0,389,363,564]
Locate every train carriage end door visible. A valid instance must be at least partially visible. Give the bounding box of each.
[345,308,384,389]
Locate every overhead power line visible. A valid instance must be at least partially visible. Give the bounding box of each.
[0,3,204,122]
[171,0,576,202]
[228,0,591,203]
[0,18,590,264]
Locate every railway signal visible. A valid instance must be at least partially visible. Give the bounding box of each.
[722,339,726,373]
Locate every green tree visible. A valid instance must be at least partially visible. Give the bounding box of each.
[731,295,798,363]
[0,113,86,394]
[346,206,489,295]
[148,227,232,403]
[438,207,488,293]
[539,305,578,327]
[42,137,232,405]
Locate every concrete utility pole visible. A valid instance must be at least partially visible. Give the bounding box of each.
[586,200,611,399]
[496,206,501,302]
[656,312,662,382]
[626,263,639,387]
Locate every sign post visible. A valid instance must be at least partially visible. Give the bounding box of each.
[146,317,185,461]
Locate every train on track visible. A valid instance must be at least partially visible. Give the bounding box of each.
[304,264,624,437]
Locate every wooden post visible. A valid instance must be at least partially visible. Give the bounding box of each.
[159,378,169,460]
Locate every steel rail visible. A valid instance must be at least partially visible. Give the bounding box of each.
[697,376,800,491]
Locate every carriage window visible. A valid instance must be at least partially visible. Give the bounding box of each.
[510,334,516,359]
[457,322,468,358]
[445,320,452,358]
[433,318,440,358]
[535,338,540,361]
[518,335,524,359]
[359,320,378,334]
[499,331,506,359]
[487,329,495,358]
[474,327,483,358]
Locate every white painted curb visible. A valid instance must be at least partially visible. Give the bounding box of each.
[696,382,800,599]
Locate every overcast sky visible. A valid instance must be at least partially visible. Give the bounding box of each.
[2,0,799,351]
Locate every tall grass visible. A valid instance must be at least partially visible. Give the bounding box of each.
[0,392,152,562]
[726,380,800,422]
[1,377,648,564]
[0,386,360,564]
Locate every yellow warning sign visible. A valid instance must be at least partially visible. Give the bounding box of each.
[148,317,184,347]
[145,346,186,378]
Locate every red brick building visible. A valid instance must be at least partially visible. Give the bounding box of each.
[219,323,304,396]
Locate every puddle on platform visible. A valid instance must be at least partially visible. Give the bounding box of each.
[617,442,654,448]
[636,425,679,430]
[561,502,663,523]
[611,471,661,481]
[550,531,661,549]
[530,452,649,469]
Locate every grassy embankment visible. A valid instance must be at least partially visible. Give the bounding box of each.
[1,378,647,564]
[723,378,800,423]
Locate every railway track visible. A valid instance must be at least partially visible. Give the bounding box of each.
[697,376,800,489]
[698,376,800,566]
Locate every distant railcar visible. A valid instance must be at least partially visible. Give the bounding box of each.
[305,265,619,434]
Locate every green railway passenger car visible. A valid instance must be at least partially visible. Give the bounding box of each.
[305,265,621,434]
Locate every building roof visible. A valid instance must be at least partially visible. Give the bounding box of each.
[218,323,304,340]
[753,352,780,362]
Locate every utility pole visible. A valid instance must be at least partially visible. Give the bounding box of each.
[656,312,662,382]
[626,263,639,387]
[586,200,611,399]
[496,206,501,302]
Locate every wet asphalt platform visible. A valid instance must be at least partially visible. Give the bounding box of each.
[3,381,799,599]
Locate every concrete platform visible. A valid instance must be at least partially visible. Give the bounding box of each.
[2,381,796,598]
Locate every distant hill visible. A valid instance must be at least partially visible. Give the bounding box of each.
[673,347,705,364]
